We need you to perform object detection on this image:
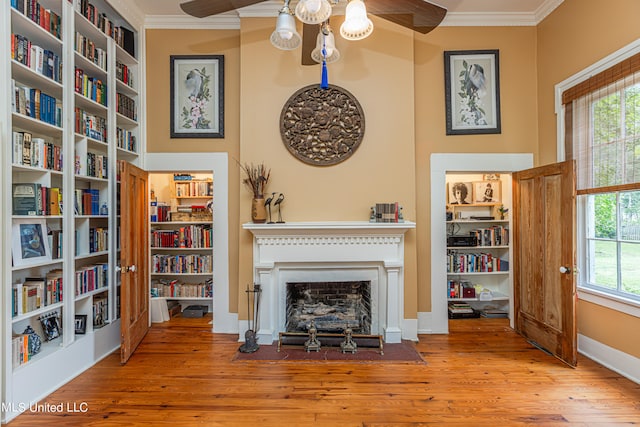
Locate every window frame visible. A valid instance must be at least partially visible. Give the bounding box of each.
[556,39,640,317]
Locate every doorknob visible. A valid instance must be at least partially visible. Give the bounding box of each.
[559,266,571,274]
[121,265,137,273]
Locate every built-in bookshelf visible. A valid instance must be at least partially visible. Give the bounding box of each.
[1,0,142,422]
[445,175,512,319]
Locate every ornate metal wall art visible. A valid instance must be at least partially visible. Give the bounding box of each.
[280,84,365,166]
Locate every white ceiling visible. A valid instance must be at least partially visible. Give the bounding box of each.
[135,0,564,27]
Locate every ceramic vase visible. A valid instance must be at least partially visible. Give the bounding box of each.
[251,196,267,223]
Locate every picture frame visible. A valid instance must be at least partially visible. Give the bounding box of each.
[474,181,501,203]
[170,55,224,139]
[75,314,87,334]
[448,182,473,205]
[444,49,501,135]
[12,218,51,267]
[39,312,61,341]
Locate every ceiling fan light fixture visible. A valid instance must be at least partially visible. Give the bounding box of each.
[340,0,373,41]
[311,27,340,64]
[295,0,332,25]
[270,3,302,50]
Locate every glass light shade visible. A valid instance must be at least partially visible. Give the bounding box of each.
[311,31,340,64]
[340,0,374,40]
[270,10,301,50]
[295,0,332,25]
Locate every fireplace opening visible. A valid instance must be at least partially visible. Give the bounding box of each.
[285,281,372,334]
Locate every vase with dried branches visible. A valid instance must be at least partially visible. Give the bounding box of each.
[240,162,270,223]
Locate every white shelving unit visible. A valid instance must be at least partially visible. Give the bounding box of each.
[1,0,143,422]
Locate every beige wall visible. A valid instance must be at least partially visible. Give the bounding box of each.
[536,0,640,358]
[145,29,242,313]
[144,2,640,360]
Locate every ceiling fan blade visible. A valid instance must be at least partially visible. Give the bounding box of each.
[180,0,267,18]
[366,0,447,34]
[301,23,318,66]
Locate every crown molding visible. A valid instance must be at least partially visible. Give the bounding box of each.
[106,0,146,28]
[144,14,240,30]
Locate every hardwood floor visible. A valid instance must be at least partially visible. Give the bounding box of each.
[6,315,640,426]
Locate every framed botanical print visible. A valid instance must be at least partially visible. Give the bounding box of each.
[170,55,224,138]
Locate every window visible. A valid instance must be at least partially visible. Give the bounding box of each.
[565,50,640,304]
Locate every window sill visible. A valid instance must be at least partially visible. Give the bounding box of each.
[578,286,640,318]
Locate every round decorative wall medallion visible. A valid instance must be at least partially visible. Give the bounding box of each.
[280,84,365,166]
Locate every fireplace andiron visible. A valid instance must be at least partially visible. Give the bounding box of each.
[304,320,321,352]
[340,325,357,354]
[239,283,262,353]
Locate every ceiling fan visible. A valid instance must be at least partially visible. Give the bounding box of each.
[179,0,447,65]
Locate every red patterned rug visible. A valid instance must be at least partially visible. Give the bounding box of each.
[232,340,425,363]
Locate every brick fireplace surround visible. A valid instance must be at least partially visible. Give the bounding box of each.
[243,221,415,344]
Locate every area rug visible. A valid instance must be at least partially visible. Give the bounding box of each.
[232,340,425,363]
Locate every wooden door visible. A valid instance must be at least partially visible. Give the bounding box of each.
[120,162,149,364]
[512,161,577,366]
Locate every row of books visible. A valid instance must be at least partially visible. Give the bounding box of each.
[75,31,107,71]
[448,280,476,299]
[93,294,108,327]
[75,67,107,106]
[150,224,213,249]
[12,80,62,127]
[75,106,107,142]
[75,263,108,297]
[447,250,509,274]
[151,278,213,299]
[372,202,402,223]
[11,34,62,84]
[175,181,213,198]
[11,0,62,40]
[12,183,62,216]
[151,254,213,274]
[470,225,509,247]
[116,92,136,121]
[12,333,34,367]
[89,227,108,253]
[115,60,134,88]
[49,229,63,260]
[75,152,108,179]
[116,127,136,152]
[75,0,135,58]
[12,131,63,172]
[12,272,63,318]
[74,188,101,216]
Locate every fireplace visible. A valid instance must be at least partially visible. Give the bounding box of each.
[243,221,415,344]
[286,281,372,334]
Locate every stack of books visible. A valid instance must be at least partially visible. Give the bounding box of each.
[448,302,478,318]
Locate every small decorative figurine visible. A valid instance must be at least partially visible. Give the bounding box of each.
[274,193,285,223]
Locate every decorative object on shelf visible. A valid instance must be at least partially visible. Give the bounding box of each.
[170,55,224,138]
[280,84,365,166]
[474,180,501,203]
[447,182,473,205]
[239,162,271,223]
[497,205,509,220]
[75,314,87,334]
[444,50,501,135]
[11,219,52,267]
[239,284,262,354]
[265,193,275,224]
[274,193,285,223]
[22,325,41,356]
[39,312,61,342]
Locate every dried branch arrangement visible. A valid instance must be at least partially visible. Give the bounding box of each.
[240,162,270,198]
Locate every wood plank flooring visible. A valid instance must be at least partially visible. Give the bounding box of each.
[6,315,640,426]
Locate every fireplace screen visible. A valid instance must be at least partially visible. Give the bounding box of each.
[285,281,371,334]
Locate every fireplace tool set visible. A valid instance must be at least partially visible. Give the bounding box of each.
[239,283,262,353]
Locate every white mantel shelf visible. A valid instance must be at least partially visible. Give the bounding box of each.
[243,221,416,234]
[242,221,416,345]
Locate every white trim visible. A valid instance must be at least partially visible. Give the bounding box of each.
[145,153,237,334]
[555,38,640,162]
[144,15,240,30]
[429,153,534,334]
[579,334,640,385]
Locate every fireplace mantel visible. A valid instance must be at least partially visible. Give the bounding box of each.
[243,221,415,344]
